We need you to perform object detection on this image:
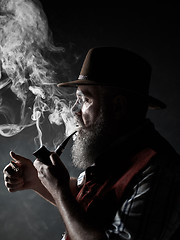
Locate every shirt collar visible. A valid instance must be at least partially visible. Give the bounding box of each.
[85,119,156,183]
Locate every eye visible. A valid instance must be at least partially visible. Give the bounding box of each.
[77,98,82,104]
[80,95,90,104]
[84,97,90,103]
[76,97,84,105]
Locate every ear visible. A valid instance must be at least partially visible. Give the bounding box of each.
[112,95,128,119]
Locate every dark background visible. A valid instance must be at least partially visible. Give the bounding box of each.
[0,3,180,240]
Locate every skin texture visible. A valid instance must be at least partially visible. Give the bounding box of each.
[3,151,56,205]
[73,85,102,128]
[3,151,78,206]
[3,85,137,240]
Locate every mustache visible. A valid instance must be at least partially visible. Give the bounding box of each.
[75,116,84,128]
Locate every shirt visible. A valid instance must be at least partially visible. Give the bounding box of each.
[76,155,180,239]
[63,120,180,240]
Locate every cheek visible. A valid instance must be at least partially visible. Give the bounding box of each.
[81,103,100,126]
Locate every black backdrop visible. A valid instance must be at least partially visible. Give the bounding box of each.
[0,3,180,240]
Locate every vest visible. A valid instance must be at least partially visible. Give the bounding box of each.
[65,148,156,239]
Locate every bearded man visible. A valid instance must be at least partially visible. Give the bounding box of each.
[3,47,180,240]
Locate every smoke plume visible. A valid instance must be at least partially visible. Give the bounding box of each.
[0,0,76,148]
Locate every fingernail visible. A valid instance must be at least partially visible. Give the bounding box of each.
[10,151,17,159]
[10,151,14,156]
[10,161,19,172]
[50,152,58,159]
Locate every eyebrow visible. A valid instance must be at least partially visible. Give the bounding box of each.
[76,89,93,98]
[76,89,83,97]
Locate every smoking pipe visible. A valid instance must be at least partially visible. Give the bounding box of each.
[33,131,76,165]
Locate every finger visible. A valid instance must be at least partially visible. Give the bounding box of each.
[3,164,11,174]
[33,160,50,181]
[3,164,20,177]
[3,172,20,181]
[5,180,24,190]
[50,153,67,174]
[10,151,20,161]
[7,183,25,192]
[10,161,20,172]
[50,152,62,166]
[33,159,44,171]
[5,177,23,185]
[4,174,19,182]
[10,151,28,165]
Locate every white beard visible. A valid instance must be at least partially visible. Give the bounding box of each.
[71,111,107,170]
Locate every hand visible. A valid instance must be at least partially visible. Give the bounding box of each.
[33,153,70,198]
[3,151,40,192]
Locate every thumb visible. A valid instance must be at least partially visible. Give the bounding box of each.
[10,151,28,165]
[50,153,66,171]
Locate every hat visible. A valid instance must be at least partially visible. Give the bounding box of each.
[58,47,166,109]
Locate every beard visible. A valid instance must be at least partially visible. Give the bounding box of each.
[71,110,109,170]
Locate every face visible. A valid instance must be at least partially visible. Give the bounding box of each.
[71,85,108,169]
[71,85,130,169]
[72,85,102,129]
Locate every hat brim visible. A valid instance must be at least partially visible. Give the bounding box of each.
[147,96,166,109]
[57,79,98,87]
[57,79,166,109]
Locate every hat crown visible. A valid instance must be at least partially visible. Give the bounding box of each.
[57,47,166,109]
[79,47,152,95]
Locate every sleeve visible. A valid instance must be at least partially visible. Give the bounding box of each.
[105,161,180,240]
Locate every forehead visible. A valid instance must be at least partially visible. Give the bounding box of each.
[76,85,101,98]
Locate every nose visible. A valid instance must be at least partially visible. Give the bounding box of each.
[71,99,82,116]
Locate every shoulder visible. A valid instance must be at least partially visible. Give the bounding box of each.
[151,147,180,183]
[119,148,180,212]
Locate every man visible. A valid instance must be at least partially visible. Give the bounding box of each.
[3,47,180,240]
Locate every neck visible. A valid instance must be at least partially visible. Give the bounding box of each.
[107,118,147,142]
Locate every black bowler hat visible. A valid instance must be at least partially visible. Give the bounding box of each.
[58,47,166,109]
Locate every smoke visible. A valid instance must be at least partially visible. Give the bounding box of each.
[0,0,77,148]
